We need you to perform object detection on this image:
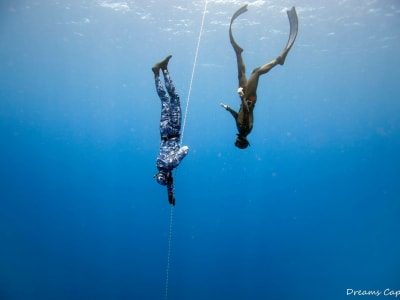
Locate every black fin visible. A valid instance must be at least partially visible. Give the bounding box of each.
[285,7,298,52]
[229,4,248,53]
[278,7,299,65]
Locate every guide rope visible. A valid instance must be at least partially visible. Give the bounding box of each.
[165,1,208,300]
[164,205,174,300]
[180,0,208,143]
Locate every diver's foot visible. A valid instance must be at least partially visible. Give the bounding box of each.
[152,66,159,77]
[277,51,288,65]
[160,55,172,70]
[231,41,243,54]
[158,55,172,70]
[152,55,172,76]
[235,46,243,55]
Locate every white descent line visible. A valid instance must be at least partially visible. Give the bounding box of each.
[180,0,208,144]
[164,205,174,300]
[165,1,208,299]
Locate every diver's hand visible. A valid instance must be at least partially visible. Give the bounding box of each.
[220,103,229,110]
[181,146,189,154]
[237,87,245,97]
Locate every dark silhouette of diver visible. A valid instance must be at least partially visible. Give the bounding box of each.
[220,5,298,149]
[152,55,189,206]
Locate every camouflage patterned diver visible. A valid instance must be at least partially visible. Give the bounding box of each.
[152,55,189,206]
[220,5,299,149]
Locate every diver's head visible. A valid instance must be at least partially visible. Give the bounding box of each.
[154,171,168,185]
[235,134,250,149]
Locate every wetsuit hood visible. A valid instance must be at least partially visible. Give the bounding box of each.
[154,171,169,185]
[235,134,250,149]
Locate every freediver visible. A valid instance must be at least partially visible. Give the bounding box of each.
[152,55,189,206]
[220,4,299,149]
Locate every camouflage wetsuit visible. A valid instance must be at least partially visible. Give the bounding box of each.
[155,69,188,197]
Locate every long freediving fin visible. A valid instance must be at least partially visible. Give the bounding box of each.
[230,4,248,23]
[278,6,299,65]
[229,4,248,53]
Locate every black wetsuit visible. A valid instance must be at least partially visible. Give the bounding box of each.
[221,5,298,149]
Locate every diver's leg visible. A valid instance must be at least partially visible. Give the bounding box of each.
[163,70,181,135]
[163,69,178,99]
[233,43,247,88]
[155,54,176,99]
[251,59,279,77]
[243,58,278,98]
[153,55,175,137]
[154,75,171,138]
[245,8,298,95]
[154,53,181,134]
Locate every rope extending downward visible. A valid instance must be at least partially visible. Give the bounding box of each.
[180,0,208,144]
[164,2,208,300]
[164,205,174,300]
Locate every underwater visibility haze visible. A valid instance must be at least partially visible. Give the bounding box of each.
[1,0,400,299]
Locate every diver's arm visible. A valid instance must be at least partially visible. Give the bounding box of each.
[166,173,175,206]
[220,103,238,120]
[171,146,189,168]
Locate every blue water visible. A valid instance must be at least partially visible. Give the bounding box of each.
[1,1,399,299]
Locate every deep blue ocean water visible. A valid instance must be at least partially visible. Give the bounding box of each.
[1,1,399,299]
